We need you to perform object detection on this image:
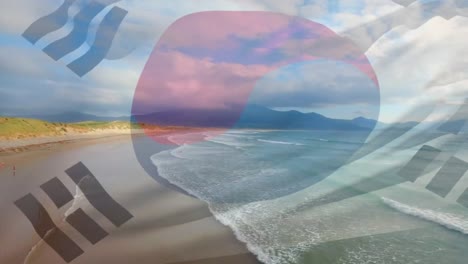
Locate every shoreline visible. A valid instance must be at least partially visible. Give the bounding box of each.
[0,126,228,154]
[0,129,262,264]
[0,131,141,154]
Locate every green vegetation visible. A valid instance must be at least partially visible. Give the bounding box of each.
[69,121,140,129]
[0,117,137,139]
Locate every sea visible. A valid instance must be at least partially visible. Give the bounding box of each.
[151,129,468,264]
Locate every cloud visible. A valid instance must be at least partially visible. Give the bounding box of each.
[366,15,468,122]
[0,0,60,35]
[251,60,379,109]
[1,0,467,123]
[0,35,143,116]
[131,11,378,116]
[133,50,272,112]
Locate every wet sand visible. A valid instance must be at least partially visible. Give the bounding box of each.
[0,134,261,264]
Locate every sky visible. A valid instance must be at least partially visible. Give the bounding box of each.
[1,0,468,123]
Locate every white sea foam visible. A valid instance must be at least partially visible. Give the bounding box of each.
[166,134,191,145]
[149,131,372,264]
[258,139,304,146]
[204,130,253,137]
[151,141,314,264]
[212,204,317,264]
[382,197,468,235]
[207,136,251,148]
[310,138,364,145]
[226,130,266,134]
[169,144,230,160]
[166,131,214,145]
[150,129,468,264]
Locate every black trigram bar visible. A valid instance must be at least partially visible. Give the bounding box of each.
[65,162,133,227]
[14,194,84,263]
[66,208,109,244]
[399,145,442,182]
[426,157,468,198]
[40,177,74,208]
[458,188,468,209]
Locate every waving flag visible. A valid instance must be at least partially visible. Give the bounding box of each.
[1,1,468,264]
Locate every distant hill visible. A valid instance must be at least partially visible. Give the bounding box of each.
[351,117,379,129]
[234,105,371,130]
[133,105,377,130]
[14,106,384,131]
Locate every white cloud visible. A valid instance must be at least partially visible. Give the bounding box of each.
[366,15,468,122]
[1,0,467,122]
[0,0,61,35]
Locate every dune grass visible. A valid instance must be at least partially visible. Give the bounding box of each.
[0,117,137,139]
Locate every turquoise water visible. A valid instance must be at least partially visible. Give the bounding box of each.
[151,130,468,264]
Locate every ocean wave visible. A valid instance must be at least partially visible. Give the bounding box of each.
[166,135,183,145]
[213,208,307,264]
[168,144,231,160]
[258,139,305,146]
[310,138,364,145]
[166,131,206,145]
[382,197,468,235]
[207,137,252,148]
[214,133,255,141]
[227,130,269,134]
[151,146,313,264]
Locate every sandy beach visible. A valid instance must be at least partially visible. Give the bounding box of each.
[0,133,261,264]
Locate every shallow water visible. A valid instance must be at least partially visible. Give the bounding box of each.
[151,130,468,264]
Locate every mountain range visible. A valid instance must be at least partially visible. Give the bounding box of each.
[11,105,390,131]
